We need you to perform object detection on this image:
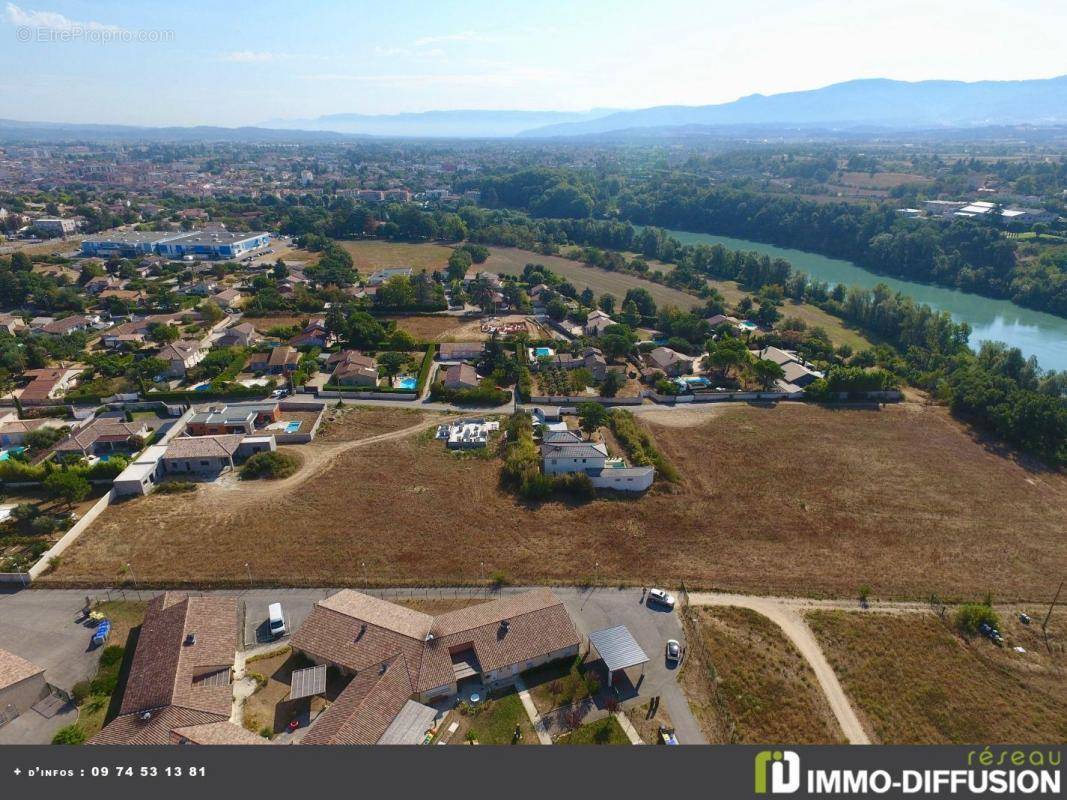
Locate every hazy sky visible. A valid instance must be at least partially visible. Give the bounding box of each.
[2,0,1065,126]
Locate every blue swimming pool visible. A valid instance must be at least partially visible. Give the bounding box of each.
[284,421,302,434]
[533,347,554,357]
[0,446,26,461]
[396,376,417,390]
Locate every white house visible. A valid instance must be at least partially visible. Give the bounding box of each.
[540,430,654,492]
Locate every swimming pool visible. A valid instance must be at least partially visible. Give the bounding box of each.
[190,381,212,392]
[284,421,302,434]
[396,376,417,390]
[533,347,554,358]
[0,446,26,461]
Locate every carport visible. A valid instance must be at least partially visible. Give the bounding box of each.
[588,625,649,687]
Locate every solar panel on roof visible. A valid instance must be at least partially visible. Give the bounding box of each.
[289,664,327,700]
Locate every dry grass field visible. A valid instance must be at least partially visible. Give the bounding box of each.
[485,246,702,311]
[681,607,844,743]
[41,403,1067,600]
[337,240,451,273]
[837,171,932,190]
[808,611,1067,743]
[381,314,482,342]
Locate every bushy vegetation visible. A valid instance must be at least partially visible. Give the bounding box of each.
[608,409,679,482]
[240,450,301,480]
[954,602,1001,636]
[155,480,197,494]
[500,412,594,500]
[430,379,510,406]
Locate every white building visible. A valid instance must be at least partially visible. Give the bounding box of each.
[540,430,654,492]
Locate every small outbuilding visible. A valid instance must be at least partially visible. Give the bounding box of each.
[587,625,649,688]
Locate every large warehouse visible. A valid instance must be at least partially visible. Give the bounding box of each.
[81,229,270,260]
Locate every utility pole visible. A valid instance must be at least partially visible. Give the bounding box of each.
[126,563,140,599]
[1042,580,1063,654]
[245,562,253,589]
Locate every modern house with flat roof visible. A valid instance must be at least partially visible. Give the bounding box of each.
[541,430,655,492]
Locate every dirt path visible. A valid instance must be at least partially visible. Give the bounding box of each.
[191,415,447,514]
[684,591,927,745]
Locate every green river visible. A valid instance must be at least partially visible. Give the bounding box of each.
[657,227,1067,372]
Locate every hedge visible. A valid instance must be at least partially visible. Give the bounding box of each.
[608,409,679,482]
[414,345,436,395]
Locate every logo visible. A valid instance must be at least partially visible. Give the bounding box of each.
[755,750,802,794]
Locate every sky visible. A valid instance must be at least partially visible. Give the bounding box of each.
[1,0,1065,127]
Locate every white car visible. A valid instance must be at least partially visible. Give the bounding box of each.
[648,588,676,609]
[665,639,681,664]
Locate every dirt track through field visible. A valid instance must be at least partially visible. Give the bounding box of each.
[685,591,933,744]
[189,415,447,516]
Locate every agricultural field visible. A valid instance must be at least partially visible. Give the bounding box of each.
[808,611,1067,743]
[39,403,1067,602]
[680,606,844,744]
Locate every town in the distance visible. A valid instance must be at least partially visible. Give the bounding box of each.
[0,10,1065,754]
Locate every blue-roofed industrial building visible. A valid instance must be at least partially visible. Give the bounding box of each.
[81,230,270,260]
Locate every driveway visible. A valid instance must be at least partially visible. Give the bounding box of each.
[0,588,102,691]
[0,700,77,744]
[557,587,705,744]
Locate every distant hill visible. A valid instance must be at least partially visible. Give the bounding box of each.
[0,119,360,144]
[518,76,1067,138]
[260,108,618,138]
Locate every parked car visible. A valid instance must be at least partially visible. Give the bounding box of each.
[659,725,679,745]
[665,639,681,664]
[268,602,286,638]
[647,588,676,609]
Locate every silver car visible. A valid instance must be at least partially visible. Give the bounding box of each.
[665,639,681,664]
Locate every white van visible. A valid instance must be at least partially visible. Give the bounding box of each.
[268,603,286,638]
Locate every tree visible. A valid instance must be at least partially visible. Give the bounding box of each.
[600,370,625,398]
[24,426,68,451]
[546,298,568,321]
[377,351,408,378]
[706,338,751,379]
[620,300,641,328]
[447,248,473,281]
[147,322,179,344]
[198,299,224,324]
[44,471,90,509]
[10,251,32,272]
[600,334,632,363]
[579,287,595,307]
[577,402,608,437]
[751,358,785,389]
[598,294,616,314]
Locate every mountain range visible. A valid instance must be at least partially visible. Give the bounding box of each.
[517,75,1067,138]
[3,75,1065,143]
[260,109,618,138]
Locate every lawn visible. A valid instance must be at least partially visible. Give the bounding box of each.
[556,715,630,745]
[40,403,1067,601]
[808,611,1067,743]
[680,606,844,744]
[449,692,535,745]
[523,654,594,715]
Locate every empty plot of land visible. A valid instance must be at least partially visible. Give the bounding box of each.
[681,606,844,744]
[41,403,1067,600]
[314,406,427,443]
[484,247,702,311]
[338,240,450,273]
[382,315,482,342]
[808,612,1067,743]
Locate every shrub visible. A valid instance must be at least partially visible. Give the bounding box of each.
[30,515,57,535]
[98,645,125,669]
[259,726,274,740]
[71,680,92,704]
[240,451,300,480]
[52,725,87,745]
[247,671,268,689]
[90,669,119,697]
[955,603,1000,636]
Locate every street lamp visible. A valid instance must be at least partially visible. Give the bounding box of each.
[245,562,253,588]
